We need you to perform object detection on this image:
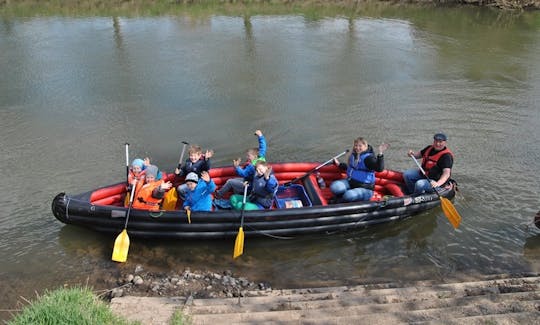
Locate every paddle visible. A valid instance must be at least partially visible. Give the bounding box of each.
[125,143,130,184]
[233,184,249,259]
[284,150,349,186]
[112,179,137,262]
[175,141,189,173]
[124,143,130,206]
[410,156,461,229]
[163,141,190,211]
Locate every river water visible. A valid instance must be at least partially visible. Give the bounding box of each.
[1,5,539,317]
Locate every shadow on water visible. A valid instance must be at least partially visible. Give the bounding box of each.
[54,209,443,289]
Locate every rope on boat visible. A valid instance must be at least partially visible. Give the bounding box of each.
[149,211,164,218]
[244,224,295,240]
[219,207,295,240]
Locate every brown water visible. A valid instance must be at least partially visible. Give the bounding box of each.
[1,6,540,319]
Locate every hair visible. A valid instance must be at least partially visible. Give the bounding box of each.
[247,147,259,156]
[255,160,268,167]
[354,137,368,146]
[188,145,202,155]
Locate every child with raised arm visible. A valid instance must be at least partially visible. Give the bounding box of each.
[230,161,278,210]
[215,130,266,198]
[132,165,172,211]
[182,171,216,212]
[174,144,213,199]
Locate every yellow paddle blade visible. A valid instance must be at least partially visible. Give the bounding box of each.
[187,209,191,224]
[162,187,178,211]
[233,227,244,259]
[440,197,461,229]
[112,229,130,262]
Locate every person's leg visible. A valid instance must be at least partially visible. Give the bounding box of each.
[230,178,246,194]
[230,194,259,210]
[330,179,350,196]
[342,188,373,202]
[413,179,436,194]
[414,179,441,194]
[216,177,243,197]
[402,169,422,194]
[176,183,188,200]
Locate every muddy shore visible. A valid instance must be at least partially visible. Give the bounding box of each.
[102,265,271,301]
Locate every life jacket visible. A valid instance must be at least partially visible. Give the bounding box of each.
[132,180,163,211]
[347,152,375,185]
[249,173,278,209]
[128,169,146,191]
[183,156,210,176]
[421,146,454,178]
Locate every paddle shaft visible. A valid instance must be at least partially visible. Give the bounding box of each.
[239,183,248,228]
[123,179,137,229]
[177,141,189,169]
[125,143,129,184]
[285,149,349,186]
[410,155,442,196]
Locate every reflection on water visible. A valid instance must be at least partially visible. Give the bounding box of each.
[1,5,540,321]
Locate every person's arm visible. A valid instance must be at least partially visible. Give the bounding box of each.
[365,154,385,172]
[235,164,253,178]
[152,181,172,199]
[432,168,451,187]
[200,171,216,193]
[255,130,267,158]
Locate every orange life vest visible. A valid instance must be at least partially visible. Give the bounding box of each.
[421,146,454,174]
[132,180,163,211]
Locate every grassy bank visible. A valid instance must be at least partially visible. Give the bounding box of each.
[0,0,538,17]
[7,287,190,325]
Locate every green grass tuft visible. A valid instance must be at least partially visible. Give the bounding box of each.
[7,287,137,325]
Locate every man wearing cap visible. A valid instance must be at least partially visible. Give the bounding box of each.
[403,133,454,195]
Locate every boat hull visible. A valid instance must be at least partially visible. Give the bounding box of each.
[51,162,456,239]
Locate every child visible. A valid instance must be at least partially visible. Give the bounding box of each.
[215,130,267,198]
[128,158,146,188]
[132,165,172,211]
[182,171,216,212]
[174,145,213,199]
[230,161,277,210]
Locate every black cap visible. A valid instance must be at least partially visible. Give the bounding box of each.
[433,133,447,141]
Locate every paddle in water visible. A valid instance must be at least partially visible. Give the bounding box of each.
[410,156,461,229]
[233,184,249,259]
[112,180,137,262]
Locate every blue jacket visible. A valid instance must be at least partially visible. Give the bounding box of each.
[235,135,267,182]
[249,172,278,209]
[182,179,216,212]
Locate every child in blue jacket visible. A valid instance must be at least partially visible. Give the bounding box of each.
[182,171,216,212]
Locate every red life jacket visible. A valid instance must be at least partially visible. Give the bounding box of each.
[421,146,453,174]
[132,180,163,211]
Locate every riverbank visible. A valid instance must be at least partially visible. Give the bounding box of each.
[0,0,538,16]
[109,272,540,324]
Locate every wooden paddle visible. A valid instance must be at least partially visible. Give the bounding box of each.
[233,184,249,259]
[284,149,349,186]
[410,156,461,229]
[112,180,137,262]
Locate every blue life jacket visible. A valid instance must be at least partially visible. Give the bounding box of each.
[249,173,278,209]
[347,152,375,184]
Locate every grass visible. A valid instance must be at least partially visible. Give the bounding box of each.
[7,287,138,325]
[7,286,193,325]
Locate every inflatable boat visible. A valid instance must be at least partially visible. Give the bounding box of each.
[52,162,456,239]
